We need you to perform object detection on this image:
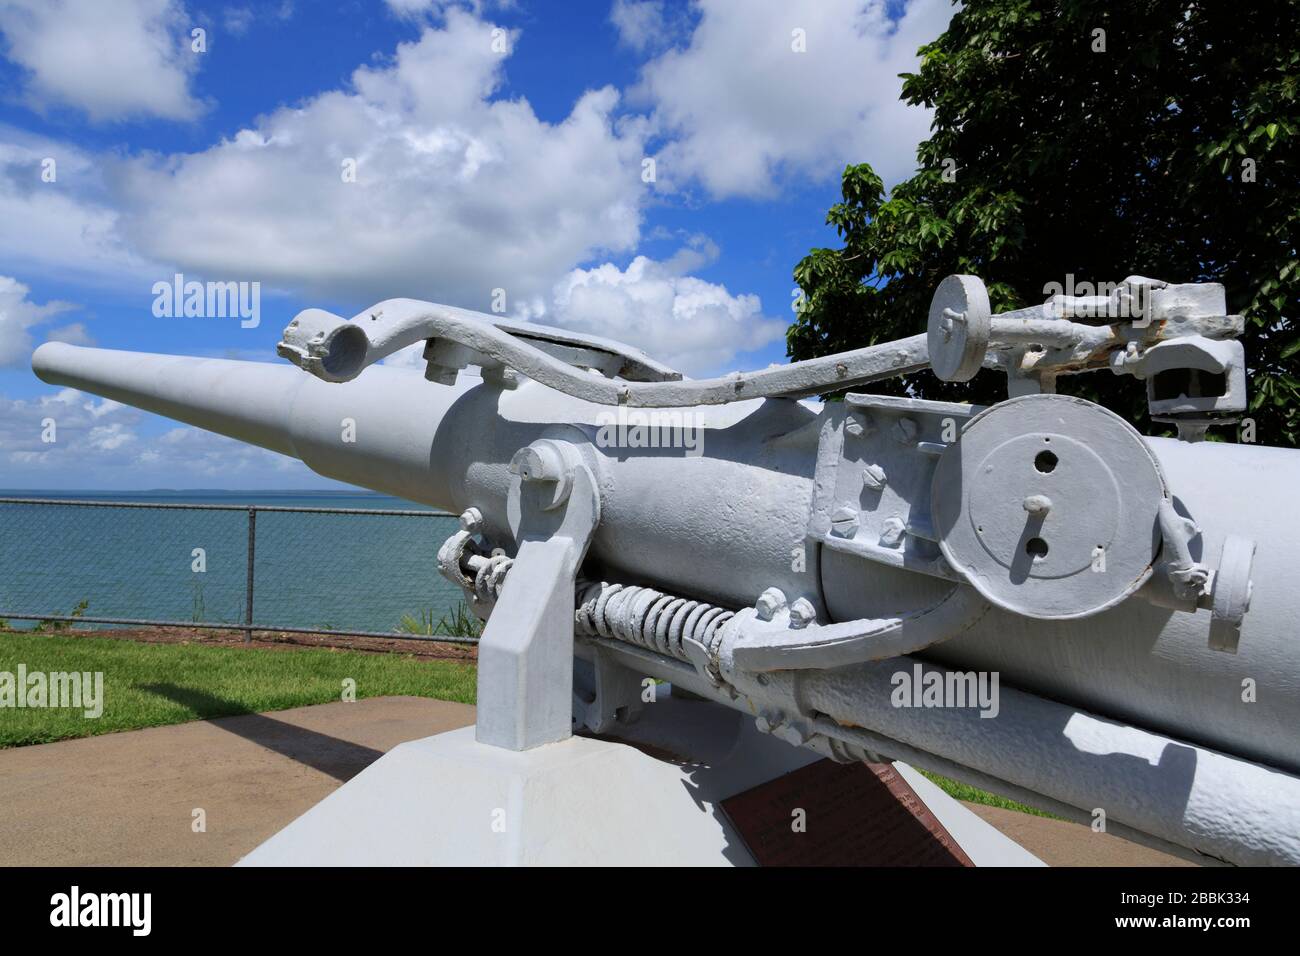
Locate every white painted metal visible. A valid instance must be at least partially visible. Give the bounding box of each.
[30,343,1300,771]
[932,394,1166,618]
[31,293,1300,865]
[237,690,1043,867]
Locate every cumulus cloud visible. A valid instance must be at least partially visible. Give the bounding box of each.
[222,7,255,35]
[527,240,786,376]
[110,9,646,311]
[0,387,312,486]
[222,2,292,34]
[0,0,204,122]
[385,0,510,18]
[384,0,444,16]
[43,322,94,347]
[378,240,785,378]
[633,0,953,198]
[1,388,134,465]
[610,0,690,54]
[0,131,161,287]
[0,276,82,368]
[0,5,816,380]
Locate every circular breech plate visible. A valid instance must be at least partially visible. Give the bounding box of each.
[931,394,1166,620]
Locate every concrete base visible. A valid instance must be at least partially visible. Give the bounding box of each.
[238,690,1042,866]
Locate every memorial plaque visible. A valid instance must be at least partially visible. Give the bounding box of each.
[720,760,975,866]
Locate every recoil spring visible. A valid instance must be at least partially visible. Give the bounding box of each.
[575,580,733,669]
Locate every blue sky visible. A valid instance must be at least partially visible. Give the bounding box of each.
[0,0,952,489]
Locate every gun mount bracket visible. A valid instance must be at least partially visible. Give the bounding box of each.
[473,439,601,751]
[807,393,979,581]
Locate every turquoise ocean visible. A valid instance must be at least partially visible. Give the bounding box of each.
[0,490,464,636]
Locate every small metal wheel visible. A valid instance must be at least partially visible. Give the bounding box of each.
[927,274,991,382]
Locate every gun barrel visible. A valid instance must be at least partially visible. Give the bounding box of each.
[34,342,302,456]
[31,342,472,507]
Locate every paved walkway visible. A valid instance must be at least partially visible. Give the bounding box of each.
[0,697,474,866]
[0,697,1188,866]
[963,803,1191,867]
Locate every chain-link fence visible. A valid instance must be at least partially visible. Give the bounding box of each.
[0,498,477,643]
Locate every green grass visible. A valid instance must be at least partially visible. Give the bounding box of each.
[396,603,484,639]
[918,768,1058,818]
[0,631,476,748]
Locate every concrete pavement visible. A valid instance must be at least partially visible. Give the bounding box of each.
[0,696,1190,866]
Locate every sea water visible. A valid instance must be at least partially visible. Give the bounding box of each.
[0,490,464,636]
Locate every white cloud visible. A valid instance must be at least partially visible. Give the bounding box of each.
[0,387,314,487]
[633,0,953,198]
[0,130,162,287]
[222,6,255,35]
[610,0,688,54]
[222,1,293,34]
[0,6,817,381]
[527,240,786,376]
[379,239,786,378]
[110,9,647,312]
[43,322,94,347]
[0,275,82,368]
[86,422,134,451]
[385,0,442,15]
[0,0,204,122]
[384,1,508,21]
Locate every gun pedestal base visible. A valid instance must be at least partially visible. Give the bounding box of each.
[237,689,1042,866]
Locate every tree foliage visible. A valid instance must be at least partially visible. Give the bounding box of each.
[789,0,1298,444]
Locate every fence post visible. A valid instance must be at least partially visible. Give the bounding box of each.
[244,507,256,643]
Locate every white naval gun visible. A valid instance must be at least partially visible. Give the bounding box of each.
[32,274,1300,865]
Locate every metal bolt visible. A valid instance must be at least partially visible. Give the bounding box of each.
[788,597,816,630]
[880,516,906,548]
[845,408,874,437]
[755,711,781,733]
[862,463,887,491]
[830,506,859,538]
[459,507,484,533]
[1022,494,1052,517]
[755,587,787,622]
